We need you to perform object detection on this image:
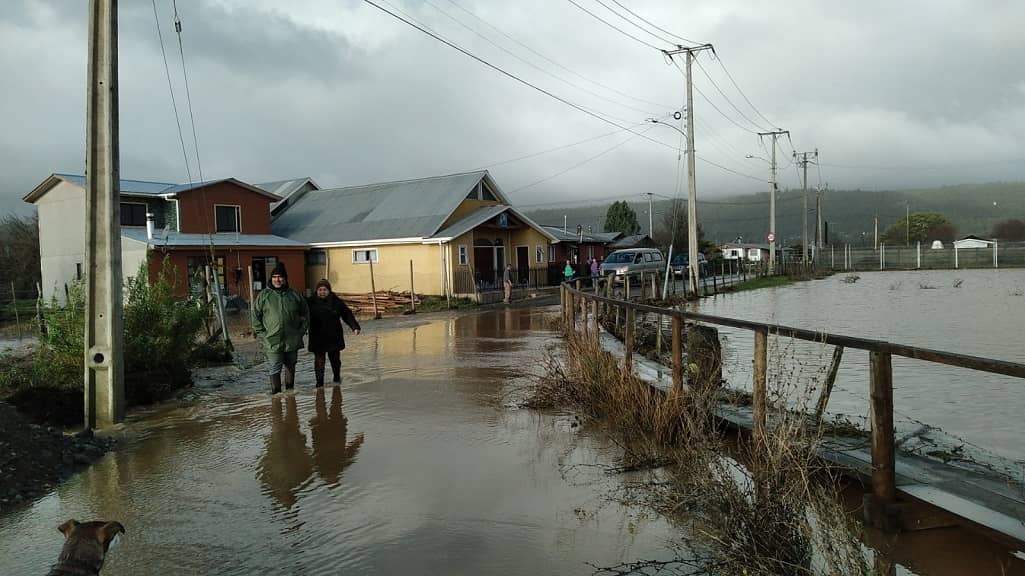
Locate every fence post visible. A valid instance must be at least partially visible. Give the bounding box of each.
[868,350,898,529]
[916,242,921,269]
[954,244,959,269]
[752,328,768,448]
[36,282,46,336]
[831,245,835,269]
[625,276,631,300]
[591,299,599,343]
[624,306,634,370]
[11,281,22,340]
[369,258,382,319]
[409,260,416,313]
[567,288,576,335]
[580,294,588,337]
[655,312,662,359]
[671,315,682,392]
[994,239,999,268]
[560,284,566,324]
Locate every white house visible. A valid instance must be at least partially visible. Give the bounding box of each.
[720,242,770,262]
[952,235,995,249]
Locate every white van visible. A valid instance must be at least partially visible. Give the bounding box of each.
[599,248,664,281]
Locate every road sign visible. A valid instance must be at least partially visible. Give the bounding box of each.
[767,233,776,243]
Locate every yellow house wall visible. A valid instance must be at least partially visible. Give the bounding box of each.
[325,243,446,296]
[442,198,504,228]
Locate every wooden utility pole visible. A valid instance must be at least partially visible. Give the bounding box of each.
[758,130,789,275]
[84,0,125,428]
[664,44,713,297]
[794,149,818,264]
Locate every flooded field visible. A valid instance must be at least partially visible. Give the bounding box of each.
[1,303,1023,574]
[692,268,1025,464]
[0,308,678,575]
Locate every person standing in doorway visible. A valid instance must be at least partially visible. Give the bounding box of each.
[590,257,600,288]
[307,279,360,386]
[252,262,309,394]
[502,264,513,304]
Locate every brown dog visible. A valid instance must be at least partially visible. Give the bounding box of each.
[47,519,125,576]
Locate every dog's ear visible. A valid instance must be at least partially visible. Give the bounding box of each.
[96,521,126,547]
[58,519,80,538]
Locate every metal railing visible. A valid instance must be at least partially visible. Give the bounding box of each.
[559,280,1025,527]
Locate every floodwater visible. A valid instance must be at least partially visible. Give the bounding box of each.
[1,304,1023,575]
[0,308,677,575]
[691,268,1025,464]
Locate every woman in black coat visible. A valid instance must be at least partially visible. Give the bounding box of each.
[307,279,361,386]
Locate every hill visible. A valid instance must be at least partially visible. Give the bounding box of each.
[524,182,1025,246]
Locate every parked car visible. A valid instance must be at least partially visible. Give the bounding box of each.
[670,252,708,277]
[599,248,664,282]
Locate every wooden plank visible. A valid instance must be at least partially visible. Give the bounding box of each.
[671,316,682,392]
[870,351,897,509]
[753,328,768,448]
[624,306,634,370]
[814,345,844,424]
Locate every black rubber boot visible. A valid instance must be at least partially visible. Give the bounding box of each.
[330,354,341,383]
[283,365,296,390]
[314,367,325,388]
[270,373,282,394]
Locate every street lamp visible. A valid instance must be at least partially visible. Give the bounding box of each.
[645,114,700,297]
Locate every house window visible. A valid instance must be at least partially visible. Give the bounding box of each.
[306,251,327,265]
[215,205,241,233]
[458,245,468,265]
[352,249,378,264]
[120,202,147,227]
[548,245,556,262]
[535,245,543,264]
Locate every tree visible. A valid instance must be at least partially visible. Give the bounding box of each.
[991,218,1025,241]
[0,213,40,293]
[881,212,956,244]
[604,201,640,236]
[653,198,705,253]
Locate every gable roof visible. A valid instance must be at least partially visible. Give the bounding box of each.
[271,171,511,244]
[122,228,307,248]
[541,225,621,244]
[24,173,280,203]
[610,234,656,249]
[432,205,558,242]
[256,177,321,212]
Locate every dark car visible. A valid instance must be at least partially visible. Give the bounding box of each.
[671,252,708,277]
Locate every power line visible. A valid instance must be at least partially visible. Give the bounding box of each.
[669,57,758,135]
[590,0,677,46]
[150,0,193,187]
[693,57,768,132]
[173,0,203,184]
[606,0,703,46]
[423,0,658,117]
[711,52,780,130]
[562,0,668,51]
[509,125,657,193]
[443,0,672,109]
[472,120,655,171]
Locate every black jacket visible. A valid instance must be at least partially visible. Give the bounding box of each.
[307,294,360,353]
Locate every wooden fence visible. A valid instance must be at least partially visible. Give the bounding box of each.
[560,280,1025,526]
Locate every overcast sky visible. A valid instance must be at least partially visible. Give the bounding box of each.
[2,0,1024,215]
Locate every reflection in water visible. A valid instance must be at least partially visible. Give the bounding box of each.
[309,386,364,486]
[257,395,313,509]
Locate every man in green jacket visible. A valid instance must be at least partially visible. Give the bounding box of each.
[252,262,309,394]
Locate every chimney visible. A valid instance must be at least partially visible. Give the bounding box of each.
[146,212,155,240]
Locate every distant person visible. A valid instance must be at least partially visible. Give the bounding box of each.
[307,279,361,387]
[502,264,513,304]
[563,259,575,283]
[252,262,308,394]
[590,257,600,288]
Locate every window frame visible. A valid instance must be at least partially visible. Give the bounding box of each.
[458,245,468,266]
[214,204,242,233]
[352,248,379,264]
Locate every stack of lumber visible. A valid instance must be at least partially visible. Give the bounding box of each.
[339,291,420,316]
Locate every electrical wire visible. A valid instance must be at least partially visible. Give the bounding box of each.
[150,0,193,187]
[606,0,703,46]
[693,57,768,132]
[711,53,780,130]
[173,0,203,184]
[562,0,668,51]
[591,0,677,47]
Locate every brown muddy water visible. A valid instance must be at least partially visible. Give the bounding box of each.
[1,305,1023,575]
[692,269,1025,465]
[0,308,677,575]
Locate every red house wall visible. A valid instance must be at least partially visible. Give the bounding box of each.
[175,181,273,235]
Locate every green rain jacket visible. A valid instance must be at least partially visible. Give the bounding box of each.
[252,286,310,353]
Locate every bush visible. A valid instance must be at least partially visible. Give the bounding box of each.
[0,257,209,422]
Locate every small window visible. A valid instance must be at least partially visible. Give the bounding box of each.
[215,205,240,233]
[535,245,543,264]
[306,251,327,265]
[120,202,147,227]
[548,245,556,263]
[458,245,468,265]
[353,249,378,264]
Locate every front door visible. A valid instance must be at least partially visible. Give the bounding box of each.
[516,246,529,284]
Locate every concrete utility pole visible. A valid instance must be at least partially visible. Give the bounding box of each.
[664,43,713,295]
[84,0,125,428]
[646,192,653,237]
[905,202,910,246]
[758,130,789,274]
[815,185,824,248]
[794,149,818,264]
[874,215,879,250]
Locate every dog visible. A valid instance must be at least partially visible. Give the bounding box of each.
[47,519,125,576]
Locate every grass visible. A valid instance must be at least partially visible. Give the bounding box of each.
[730,275,795,292]
[402,295,477,315]
[531,325,869,575]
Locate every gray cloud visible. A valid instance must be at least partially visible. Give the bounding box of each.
[2,0,1024,216]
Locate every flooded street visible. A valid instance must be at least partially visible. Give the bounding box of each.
[692,269,1025,464]
[0,307,677,575]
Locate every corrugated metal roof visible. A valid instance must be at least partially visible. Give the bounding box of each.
[541,226,621,244]
[54,173,175,196]
[257,177,319,211]
[272,171,488,244]
[122,229,307,248]
[431,205,510,240]
[610,234,655,248]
